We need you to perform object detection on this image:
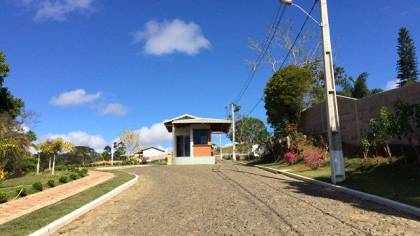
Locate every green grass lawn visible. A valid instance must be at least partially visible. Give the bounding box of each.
[0,171,72,200]
[264,158,420,208]
[0,170,134,236]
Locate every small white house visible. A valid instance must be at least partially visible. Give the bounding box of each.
[137,147,167,161]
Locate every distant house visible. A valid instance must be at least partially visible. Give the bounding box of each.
[137,147,167,161]
[163,114,231,165]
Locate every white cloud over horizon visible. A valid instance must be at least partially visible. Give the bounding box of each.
[385,79,398,90]
[40,131,107,151]
[50,89,101,106]
[21,0,96,22]
[100,103,127,117]
[133,19,211,56]
[134,123,172,148]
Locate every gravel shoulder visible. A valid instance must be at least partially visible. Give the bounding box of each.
[55,162,420,235]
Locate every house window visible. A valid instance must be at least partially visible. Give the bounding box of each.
[193,129,209,145]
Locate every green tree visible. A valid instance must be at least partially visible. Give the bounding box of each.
[397,27,418,87]
[351,72,370,98]
[0,52,24,118]
[113,141,126,160]
[369,107,396,162]
[73,146,99,165]
[264,65,312,132]
[102,145,112,161]
[394,100,420,166]
[228,117,269,154]
[39,138,74,175]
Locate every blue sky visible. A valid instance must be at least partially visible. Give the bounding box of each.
[1,0,419,150]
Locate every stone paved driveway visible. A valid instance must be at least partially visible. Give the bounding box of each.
[55,162,420,235]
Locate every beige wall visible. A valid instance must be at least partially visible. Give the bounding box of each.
[299,82,420,146]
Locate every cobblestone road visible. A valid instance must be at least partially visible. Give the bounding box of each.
[55,162,420,235]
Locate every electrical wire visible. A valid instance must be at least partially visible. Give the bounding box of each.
[246,1,318,117]
[233,5,287,104]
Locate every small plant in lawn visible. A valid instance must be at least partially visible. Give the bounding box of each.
[0,192,7,203]
[59,175,68,183]
[32,182,43,192]
[284,151,298,164]
[361,137,371,159]
[47,179,55,187]
[16,186,27,197]
[70,173,79,180]
[303,151,324,170]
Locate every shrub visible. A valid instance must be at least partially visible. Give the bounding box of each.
[47,179,55,187]
[0,192,7,203]
[77,168,88,177]
[303,151,324,170]
[59,175,68,183]
[69,173,79,180]
[123,157,140,166]
[32,182,43,192]
[16,186,27,197]
[284,151,297,164]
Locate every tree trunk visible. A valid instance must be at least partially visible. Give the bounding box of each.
[384,144,392,163]
[36,155,40,175]
[52,154,56,175]
[48,157,51,170]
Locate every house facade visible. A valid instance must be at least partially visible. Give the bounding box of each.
[164,114,231,165]
[137,147,167,161]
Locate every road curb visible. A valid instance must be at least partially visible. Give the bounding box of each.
[248,164,420,219]
[30,174,138,236]
[96,165,151,170]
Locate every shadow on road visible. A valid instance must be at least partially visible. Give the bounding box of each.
[217,165,420,222]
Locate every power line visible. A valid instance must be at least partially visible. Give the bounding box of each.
[233,5,287,104]
[246,1,318,117]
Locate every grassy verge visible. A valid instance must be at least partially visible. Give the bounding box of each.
[0,170,134,236]
[0,171,73,200]
[264,158,420,208]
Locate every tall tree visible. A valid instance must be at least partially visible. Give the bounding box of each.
[352,72,370,99]
[397,27,418,87]
[0,52,24,118]
[264,65,312,132]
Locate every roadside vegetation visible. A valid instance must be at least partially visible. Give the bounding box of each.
[223,27,420,207]
[0,170,134,236]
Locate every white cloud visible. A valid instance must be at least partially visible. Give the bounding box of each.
[133,19,211,56]
[40,131,107,151]
[50,89,101,106]
[101,103,127,117]
[21,0,95,22]
[135,123,172,147]
[385,79,398,90]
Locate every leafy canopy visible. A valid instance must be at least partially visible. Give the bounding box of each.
[0,51,24,118]
[264,65,312,131]
[397,27,418,87]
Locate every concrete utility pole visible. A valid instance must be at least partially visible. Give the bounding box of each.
[281,0,345,184]
[231,103,236,161]
[319,0,345,184]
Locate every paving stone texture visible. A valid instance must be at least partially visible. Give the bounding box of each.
[55,163,420,235]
